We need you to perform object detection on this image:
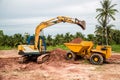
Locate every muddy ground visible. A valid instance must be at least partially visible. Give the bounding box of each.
[0,49,120,80]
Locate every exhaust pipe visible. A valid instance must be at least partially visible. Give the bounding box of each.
[75,18,86,30]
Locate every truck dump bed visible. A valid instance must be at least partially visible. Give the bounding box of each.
[64,41,93,53]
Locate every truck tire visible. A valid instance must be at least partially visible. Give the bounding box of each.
[66,51,76,60]
[90,53,103,65]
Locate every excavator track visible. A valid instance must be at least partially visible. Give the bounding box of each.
[18,56,28,63]
[37,53,50,64]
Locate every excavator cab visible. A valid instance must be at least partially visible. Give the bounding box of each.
[27,36,47,51]
[27,36,34,45]
[18,36,49,63]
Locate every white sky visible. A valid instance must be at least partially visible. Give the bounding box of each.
[0,0,120,36]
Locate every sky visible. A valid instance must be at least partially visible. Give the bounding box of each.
[0,0,120,37]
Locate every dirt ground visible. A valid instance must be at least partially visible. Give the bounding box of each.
[0,49,120,80]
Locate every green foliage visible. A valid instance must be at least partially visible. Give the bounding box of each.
[111,29,120,44]
[75,32,85,39]
[96,0,118,21]
[0,32,26,49]
[111,45,120,52]
[46,32,85,46]
[87,34,95,41]
[0,46,12,50]
[46,35,53,46]
[95,0,118,45]
[0,30,4,37]
[0,30,120,53]
[47,45,69,51]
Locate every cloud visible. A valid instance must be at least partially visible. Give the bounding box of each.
[0,0,99,18]
[0,0,119,19]
[0,0,119,36]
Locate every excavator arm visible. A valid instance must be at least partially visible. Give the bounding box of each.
[35,16,86,49]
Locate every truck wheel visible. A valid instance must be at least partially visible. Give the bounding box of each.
[66,52,76,60]
[90,53,103,65]
[37,54,50,64]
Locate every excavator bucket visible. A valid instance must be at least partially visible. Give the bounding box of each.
[78,21,86,30]
[75,18,86,30]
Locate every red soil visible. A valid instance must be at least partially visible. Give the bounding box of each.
[69,38,82,43]
[0,38,120,80]
[107,54,120,63]
[0,49,120,80]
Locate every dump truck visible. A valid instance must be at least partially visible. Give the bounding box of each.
[64,41,111,65]
[18,16,86,63]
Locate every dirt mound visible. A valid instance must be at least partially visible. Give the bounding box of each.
[46,48,67,67]
[0,48,67,72]
[69,38,82,43]
[107,55,120,64]
[18,48,67,70]
[49,48,66,61]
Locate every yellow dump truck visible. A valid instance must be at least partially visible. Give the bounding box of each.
[64,41,111,65]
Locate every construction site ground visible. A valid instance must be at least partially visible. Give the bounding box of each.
[0,49,120,80]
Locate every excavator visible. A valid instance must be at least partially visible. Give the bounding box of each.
[18,16,86,63]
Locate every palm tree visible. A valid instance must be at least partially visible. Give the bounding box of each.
[23,32,30,44]
[46,35,53,46]
[95,23,104,44]
[64,32,72,42]
[0,30,4,46]
[96,0,118,45]
[75,32,85,39]
[53,34,61,46]
[106,24,114,44]
[0,30,3,38]
[13,34,24,47]
[59,34,65,43]
[87,34,95,41]
[112,29,120,44]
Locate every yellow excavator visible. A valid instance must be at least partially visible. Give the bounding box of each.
[18,16,86,63]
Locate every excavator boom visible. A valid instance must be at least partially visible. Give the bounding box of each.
[35,16,86,49]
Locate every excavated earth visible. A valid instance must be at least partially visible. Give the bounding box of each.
[0,39,120,80]
[0,49,120,80]
[69,38,83,43]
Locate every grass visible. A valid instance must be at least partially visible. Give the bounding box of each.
[47,45,69,51]
[111,44,120,53]
[0,44,120,53]
[0,46,12,50]
[47,44,120,53]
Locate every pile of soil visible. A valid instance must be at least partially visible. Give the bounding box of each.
[69,38,82,43]
[19,48,67,70]
[46,48,67,67]
[107,55,120,64]
[0,49,67,71]
[49,48,66,62]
